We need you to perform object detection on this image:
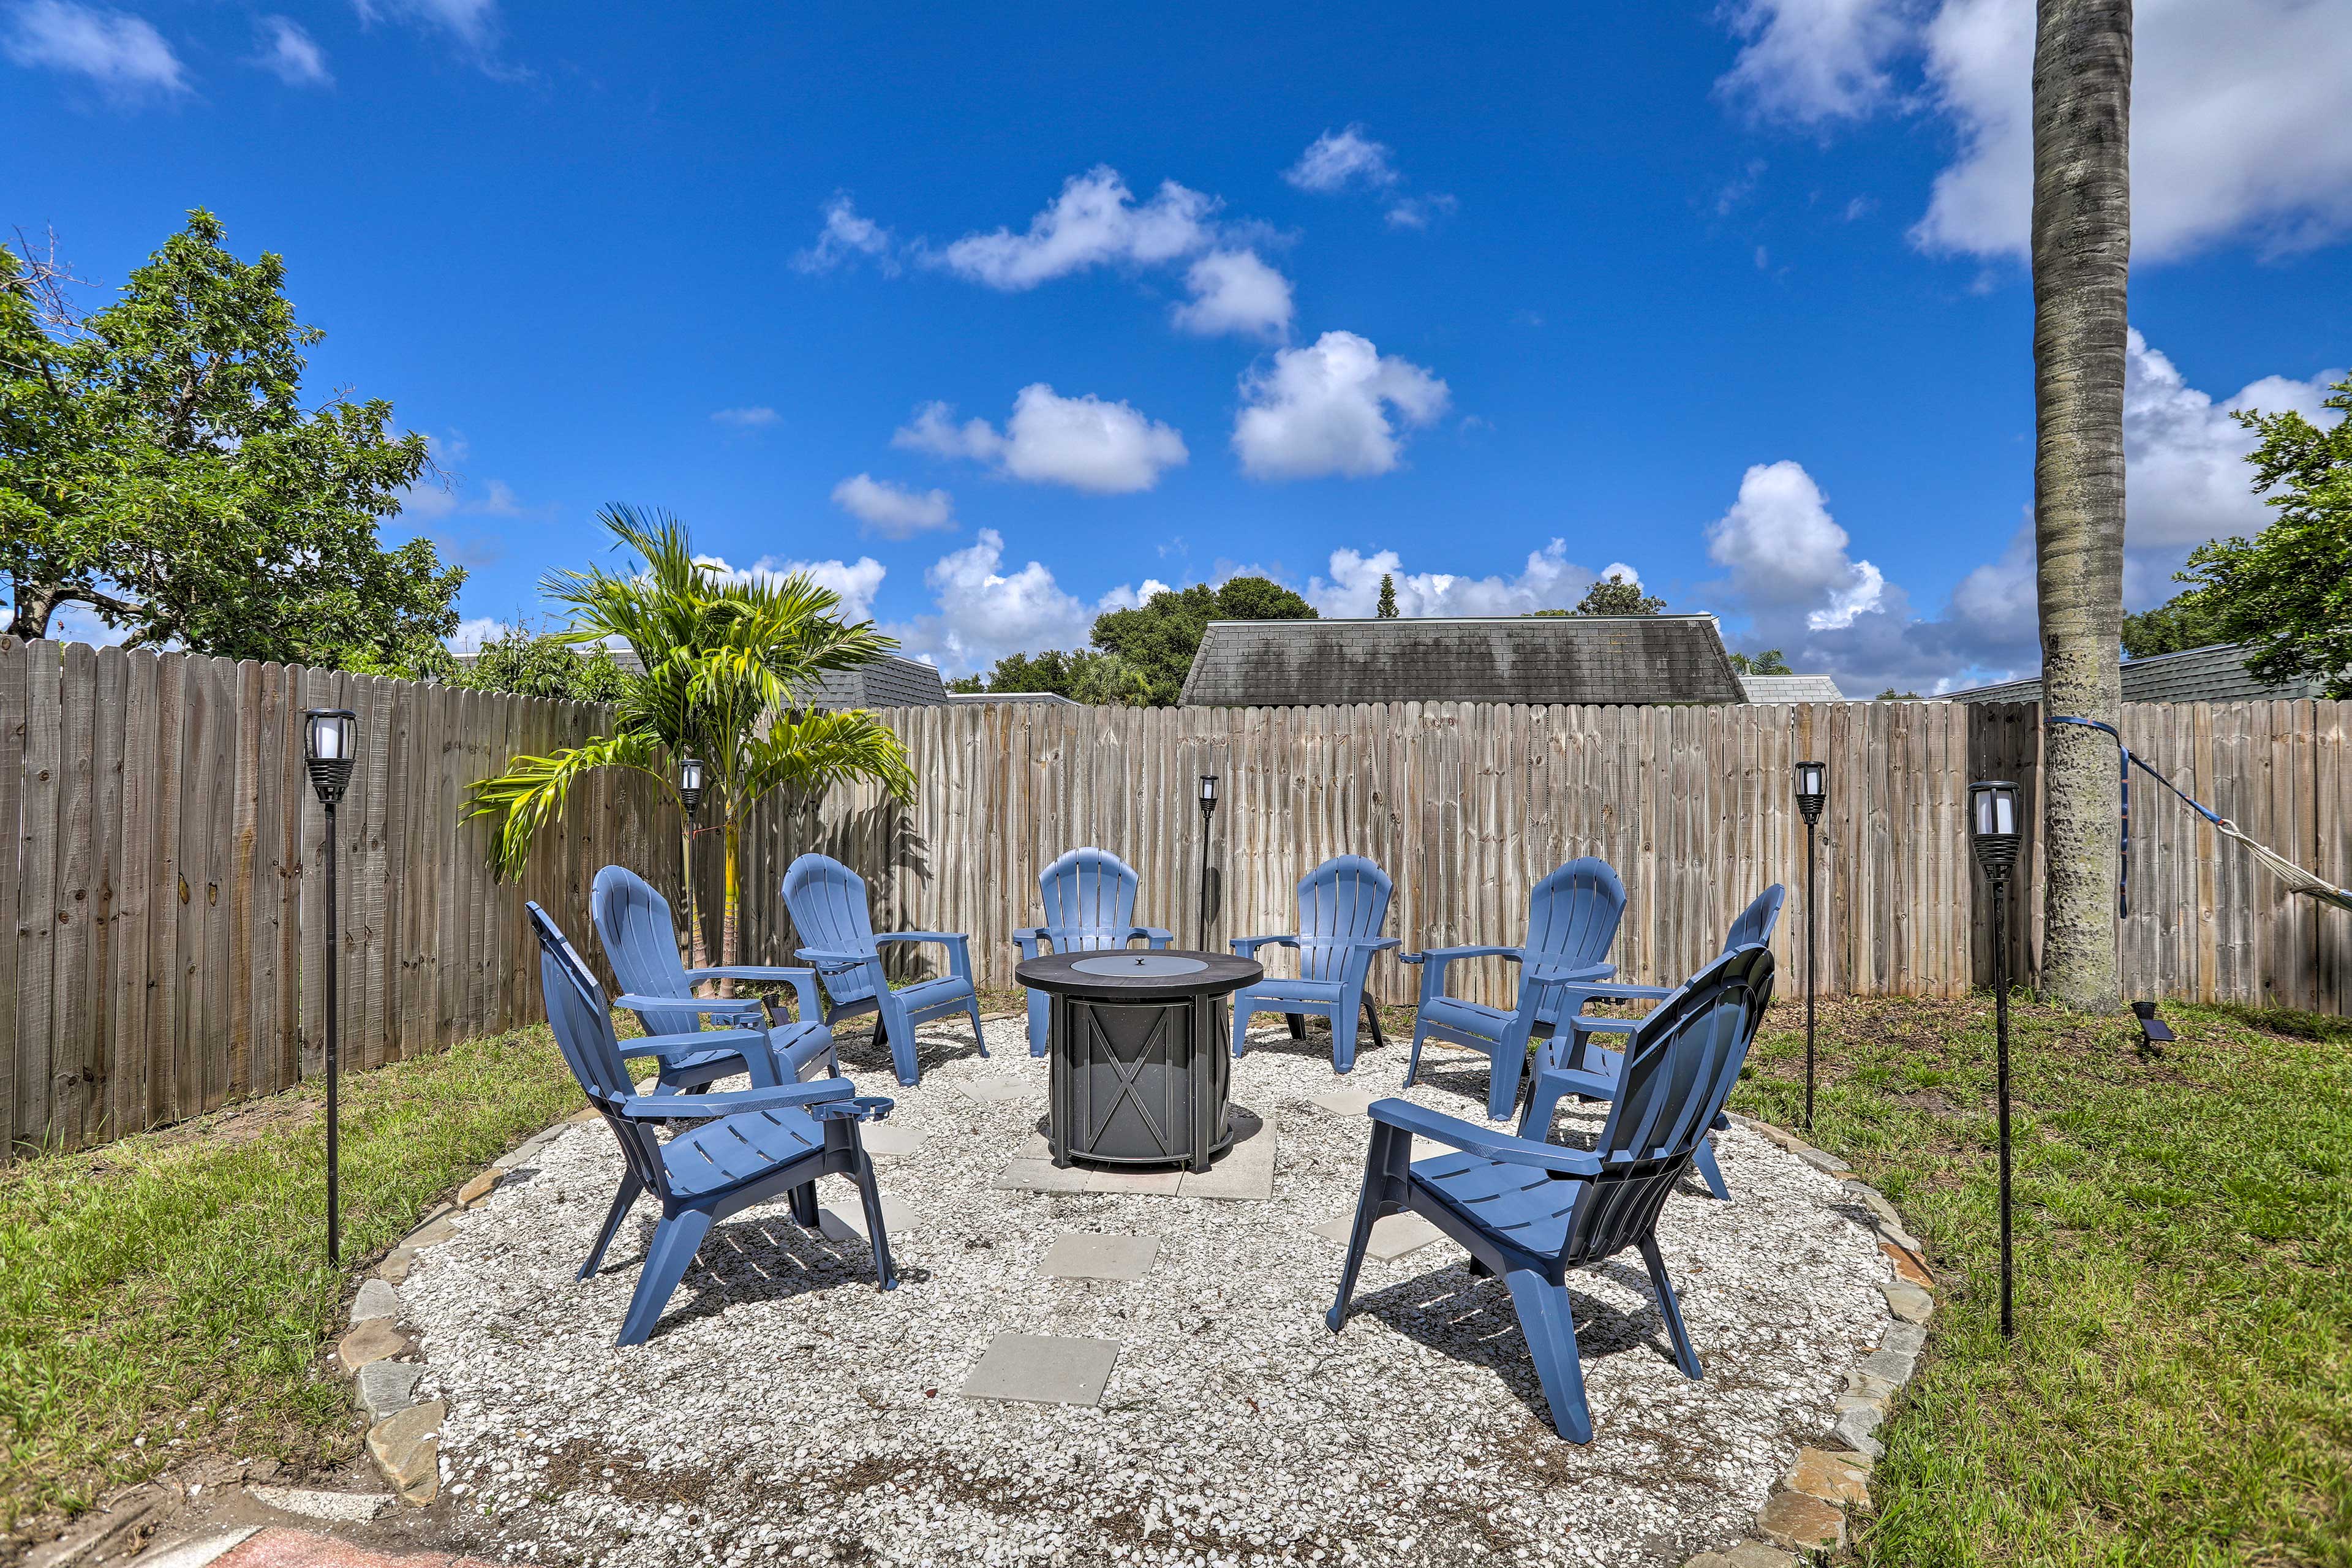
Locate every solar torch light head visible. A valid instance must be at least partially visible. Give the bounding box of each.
[304,709,356,808]
[1793,760,1826,828]
[679,755,705,818]
[1199,773,1219,820]
[1970,780,2022,881]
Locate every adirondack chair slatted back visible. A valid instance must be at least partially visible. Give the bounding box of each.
[1038,849,1144,951]
[1525,858,1627,972]
[783,855,882,1006]
[1722,884,1785,954]
[1295,856,1393,982]
[528,902,671,1201]
[1565,944,1775,1262]
[591,865,706,1037]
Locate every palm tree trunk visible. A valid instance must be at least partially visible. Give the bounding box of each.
[2032,0,2132,1011]
[718,815,741,999]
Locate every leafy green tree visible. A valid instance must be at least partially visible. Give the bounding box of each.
[467,507,913,978]
[1729,649,1792,675]
[2167,374,2352,697]
[1572,573,1666,616]
[1088,577,1318,706]
[415,624,632,702]
[1877,687,1923,700]
[1376,574,1399,618]
[964,647,1089,698]
[2119,592,2227,658]
[1,213,461,668]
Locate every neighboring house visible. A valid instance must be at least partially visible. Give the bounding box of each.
[1178,616,1750,707]
[1937,643,2328,704]
[1737,674,1845,703]
[943,690,1082,707]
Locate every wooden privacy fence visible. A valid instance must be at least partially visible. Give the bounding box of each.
[722,698,2352,1018]
[8,633,2350,1159]
[1,637,677,1160]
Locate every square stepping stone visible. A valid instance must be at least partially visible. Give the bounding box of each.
[1309,1088,1380,1118]
[1041,1232,1161,1281]
[859,1123,925,1158]
[992,1158,1090,1193]
[1084,1166,1185,1195]
[1177,1109,1275,1200]
[956,1076,1031,1105]
[962,1333,1120,1408]
[816,1193,919,1243]
[1310,1210,1447,1262]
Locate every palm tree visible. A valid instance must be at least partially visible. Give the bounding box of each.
[2031,0,2132,1009]
[468,505,914,982]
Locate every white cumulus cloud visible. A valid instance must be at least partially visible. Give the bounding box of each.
[830,474,956,539]
[1306,540,1599,618]
[1170,249,1294,341]
[1232,331,1450,481]
[894,385,1188,494]
[793,195,897,275]
[932,167,1218,290]
[4,1,186,97]
[2122,330,2343,548]
[1705,460,1887,630]
[252,15,330,86]
[890,529,1165,676]
[1284,126,1401,192]
[1717,0,2352,261]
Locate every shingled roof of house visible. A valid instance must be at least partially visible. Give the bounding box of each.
[1177,616,1749,707]
[1738,673,1847,703]
[1936,643,2327,704]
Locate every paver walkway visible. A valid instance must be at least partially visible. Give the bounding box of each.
[140,1527,508,1568]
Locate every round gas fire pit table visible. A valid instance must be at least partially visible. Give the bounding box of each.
[1014,949,1262,1172]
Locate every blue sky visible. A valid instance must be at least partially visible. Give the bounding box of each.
[8,0,2351,693]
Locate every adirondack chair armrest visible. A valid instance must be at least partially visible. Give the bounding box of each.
[1567,1014,1642,1035]
[1229,934,1300,958]
[1131,925,1174,948]
[1561,979,1665,1010]
[686,966,824,1016]
[1012,927,1050,959]
[617,1078,857,1120]
[796,948,881,976]
[611,993,767,1025]
[617,1027,771,1064]
[1345,937,1404,954]
[875,930,971,981]
[1401,943,1525,966]
[1364,1098,1607,1175]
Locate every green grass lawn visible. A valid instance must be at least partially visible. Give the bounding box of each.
[0,1025,579,1533]
[1,989,2345,1566]
[1729,993,2352,1567]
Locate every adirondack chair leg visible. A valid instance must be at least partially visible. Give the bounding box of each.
[1486,1045,1526,1122]
[1230,1000,1256,1058]
[1325,1125,1411,1333]
[851,1150,899,1292]
[1025,988,1049,1057]
[965,997,990,1058]
[1504,1268,1594,1443]
[1466,1253,1494,1277]
[1362,997,1387,1052]
[1638,1235,1705,1379]
[787,1179,820,1229]
[616,1207,714,1348]
[1286,1013,1308,1039]
[579,1169,644,1280]
[1690,1137,1731,1202]
[1401,1024,1428,1088]
[1331,1003,1360,1075]
[1517,1074,1569,1142]
[881,1005,919,1087]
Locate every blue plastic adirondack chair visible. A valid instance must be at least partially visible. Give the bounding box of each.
[1400,858,1627,1121]
[527,902,897,1347]
[1327,943,1777,1443]
[782,854,987,1088]
[1517,884,1785,1202]
[1229,855,1402,1074]
[592,865,838,1085]
[1012,848,1174,1055]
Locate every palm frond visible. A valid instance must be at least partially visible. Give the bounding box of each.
[741,709,916,808]
[465,729,672,881]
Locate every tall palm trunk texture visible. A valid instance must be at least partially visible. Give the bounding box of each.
[2031,0,2132,1011]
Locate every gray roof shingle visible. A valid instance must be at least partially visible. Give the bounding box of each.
[1738,673,1846,703]
[1936,643,2326,704]
[1178,616,1748,707]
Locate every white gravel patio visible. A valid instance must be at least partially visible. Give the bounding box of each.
[398,1015,1898,1568]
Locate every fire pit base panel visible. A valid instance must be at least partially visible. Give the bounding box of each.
[1016,951,1262,1172]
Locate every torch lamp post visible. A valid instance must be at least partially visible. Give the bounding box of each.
[679,756,705,971]
[1969,778,2022,1338]
[1197,774,1219,952]
[304,708,356,1267]
[1793,760,1826,1132]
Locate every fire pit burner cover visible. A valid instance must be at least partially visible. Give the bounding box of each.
[1070,953,1210,978]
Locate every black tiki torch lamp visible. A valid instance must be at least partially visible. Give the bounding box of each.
[304,707,357,1267]
[1197,774,1219,952]
[1969,778,2022,1338]
[1793,760,1826,1132]
[679,756,704,970]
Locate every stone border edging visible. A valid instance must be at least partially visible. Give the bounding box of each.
[313,1112,594,1511]
[1679,1114,1936,1564]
